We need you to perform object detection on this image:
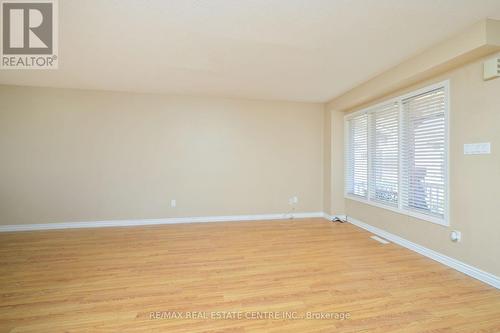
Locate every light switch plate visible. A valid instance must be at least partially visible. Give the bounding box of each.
[464,143,491,155]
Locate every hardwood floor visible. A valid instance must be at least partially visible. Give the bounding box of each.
[0,218,499,332]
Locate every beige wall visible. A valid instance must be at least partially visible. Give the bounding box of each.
[330,109,345,216]
[322,107,331,214]
[1,53,499,277]
[0,85,324,225]
[323,108,345,217]
[330,55,500,276]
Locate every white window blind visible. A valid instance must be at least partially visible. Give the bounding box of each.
[401,87,446,220]
[369,102,399,207]
[345,114,368,198]
[344,81,449,225]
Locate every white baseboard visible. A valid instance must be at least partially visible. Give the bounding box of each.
[323,213,333,221]
[0,211,325,232]
[346,215,500,290]
[322,213,347,222]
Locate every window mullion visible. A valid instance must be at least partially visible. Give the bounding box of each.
[367,112,373,201]
[398,98,404,211]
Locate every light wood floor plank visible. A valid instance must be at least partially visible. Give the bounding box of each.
[0,218,499,332]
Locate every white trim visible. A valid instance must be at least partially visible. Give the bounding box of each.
[444,80,451,226]
[346,215,500,289]
[366,111,373,201]
[345,195,449,227]
[322,213,347,222]
[397,96,404,212]
[400,80,449,101]
[343,118,351,196]
[370,235,390,244]
[323,213,334,221]
[344,95,400,121]
[344,80,450,227]
[0,212,325,232]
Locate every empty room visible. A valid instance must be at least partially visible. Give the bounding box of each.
[1,0,500,332]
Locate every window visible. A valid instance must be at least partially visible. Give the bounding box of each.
[345,113,368,198]
[401,87,447,220]
[369,102,399,207]
[345,81,449,225]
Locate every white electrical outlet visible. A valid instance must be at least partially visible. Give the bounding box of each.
[450,230,461,242]
[288,196,298,205]
[170,199,176,208]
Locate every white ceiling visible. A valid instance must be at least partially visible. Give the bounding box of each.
[1,0,500,102]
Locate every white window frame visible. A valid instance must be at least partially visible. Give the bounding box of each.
[344,80,450,226]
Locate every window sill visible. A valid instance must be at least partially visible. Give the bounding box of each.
[344,194,449,227]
